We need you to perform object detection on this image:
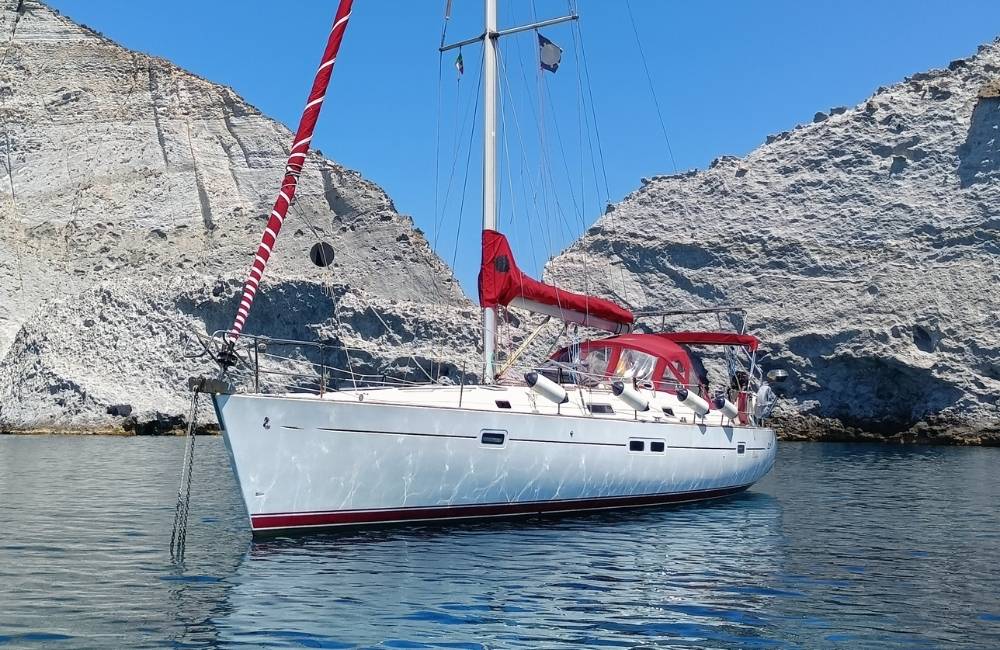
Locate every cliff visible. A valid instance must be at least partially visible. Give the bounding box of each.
[0,0,475,432]
[546,41,1000,444]
[3,1,999,443]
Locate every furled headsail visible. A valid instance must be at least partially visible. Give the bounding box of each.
[479,230,634,333]
[227,0,354,341]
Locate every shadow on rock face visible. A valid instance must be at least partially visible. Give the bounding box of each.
[174,280,339,342]
[802,355,964,434]
[958,97,1000,188]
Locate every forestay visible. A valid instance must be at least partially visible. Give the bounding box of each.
[227,0,355,341]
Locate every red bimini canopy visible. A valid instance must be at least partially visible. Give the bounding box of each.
[549,333,696,389]
[478,230,634,334]
[655,331,760,351]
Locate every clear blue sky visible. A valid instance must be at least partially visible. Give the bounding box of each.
[48,0,1000,296]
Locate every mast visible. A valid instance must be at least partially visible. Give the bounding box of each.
[482,0,498,383]
[441,5,576,382]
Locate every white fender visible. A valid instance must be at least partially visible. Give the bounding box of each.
[712,396,739,420]
[676,387,710,416]
[524,372,569,404]
[611,381,650,412]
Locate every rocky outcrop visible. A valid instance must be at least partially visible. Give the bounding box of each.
[546,42,1000,444]
[0,1,473,432]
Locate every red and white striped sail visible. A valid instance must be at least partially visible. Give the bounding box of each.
[228,0,354,340]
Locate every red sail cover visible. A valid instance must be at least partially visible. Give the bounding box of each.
[479,230,634,333]
[228,0,354,341]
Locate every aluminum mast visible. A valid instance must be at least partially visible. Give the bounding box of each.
[481,0,499,382]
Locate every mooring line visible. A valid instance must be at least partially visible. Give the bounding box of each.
[169,387,201,563]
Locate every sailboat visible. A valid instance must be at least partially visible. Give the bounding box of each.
[203,0,780,535]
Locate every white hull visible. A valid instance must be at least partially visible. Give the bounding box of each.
[213,384,776,534]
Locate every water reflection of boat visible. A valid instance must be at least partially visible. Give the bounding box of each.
[210,493,784,647]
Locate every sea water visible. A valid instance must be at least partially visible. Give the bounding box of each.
[0,436,997,648]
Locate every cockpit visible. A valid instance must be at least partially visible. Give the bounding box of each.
[541,333,696,394]
[540,331,761,401]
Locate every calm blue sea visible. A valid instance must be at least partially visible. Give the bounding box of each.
[0,436,997,649]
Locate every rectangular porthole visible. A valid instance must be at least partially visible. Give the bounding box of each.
[481,431,506,445]
[629,440,645,452]
[737,442,746,454]
[650,441,665,453]
[588,403,615,415]
[495,400,512,409]
[662,407,675,416]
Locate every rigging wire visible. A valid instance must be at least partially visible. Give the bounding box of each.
[496,49,550,274]
[531,33,565,256]
[433,32,444,252]
[448,57,483,274]
[500,34,539,255]
[425,6,468,307]
[624,0,678,172]
[241,2,479,385]
[286,197,437,384]
[511,23,585,246]
[498,48,586,330]
[566,12,617,301]
[568,5,633,309]
[567,19,603,220]
[534,55,583,247]
[541,80,584,233]
[508,1,565,275]
[569,10,611,206]
[433,48,480,253]
[432,0,455,252]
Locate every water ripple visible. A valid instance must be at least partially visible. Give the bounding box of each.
[0,437,998,648]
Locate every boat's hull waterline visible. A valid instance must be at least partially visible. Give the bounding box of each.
[214,389,776,535]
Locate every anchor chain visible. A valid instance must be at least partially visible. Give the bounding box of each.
[169,387,201,563]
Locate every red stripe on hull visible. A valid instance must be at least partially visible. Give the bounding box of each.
[250,484,751,534]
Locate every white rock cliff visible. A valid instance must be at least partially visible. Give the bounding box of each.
[2,1,997,443]
[0,0,475,432]
[547,41,1000,444]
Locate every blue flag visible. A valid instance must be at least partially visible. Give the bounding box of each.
[538,33,562,73]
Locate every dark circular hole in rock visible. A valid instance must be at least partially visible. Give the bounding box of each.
[309,241,335,267]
